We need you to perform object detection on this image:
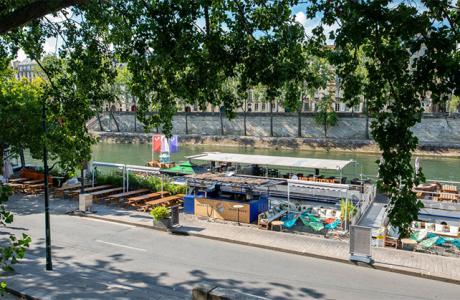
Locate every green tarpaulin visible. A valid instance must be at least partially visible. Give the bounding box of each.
[161,161,199,175]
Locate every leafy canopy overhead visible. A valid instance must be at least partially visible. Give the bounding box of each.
[1,1,312,170]
[1,1,459,235]
[308,0,459,236]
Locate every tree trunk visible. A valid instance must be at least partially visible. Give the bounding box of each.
[297,108,302,138]
[80,166,85,193]
[220,109,224,136]
[0,0,87,35]
[96,112,104,131]
[110,111,120,132]
[0,144,4,176]
[19,148,26,168]
[364,99,370,139]
[185,110,189,135]
[270,100,274,137]
[243,111,247,136]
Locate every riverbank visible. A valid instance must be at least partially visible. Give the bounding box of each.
[91,131,460,158]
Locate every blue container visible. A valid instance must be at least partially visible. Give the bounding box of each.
[249,195,269,223]
[183,194,195,214]
[183,192,206,214]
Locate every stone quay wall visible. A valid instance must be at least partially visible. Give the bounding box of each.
[89,112,460,155]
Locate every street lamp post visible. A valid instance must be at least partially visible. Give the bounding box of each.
[42,101,53,271]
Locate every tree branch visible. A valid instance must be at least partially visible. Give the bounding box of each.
[0,0,87,34]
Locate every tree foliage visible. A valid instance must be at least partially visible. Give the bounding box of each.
[0,184,31,291]
[308,0,459,236]
[0,68,43,169]
[1,1,458,237]
[314,94,337,139]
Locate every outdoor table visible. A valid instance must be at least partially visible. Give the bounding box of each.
[401,238,417,251]
[271,220,284,232]
[233,204,244,226]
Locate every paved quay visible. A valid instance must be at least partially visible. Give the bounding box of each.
[71,196,460,284]
[3,194,460,300]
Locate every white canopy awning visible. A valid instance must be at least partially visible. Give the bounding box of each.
[188,152,354,171]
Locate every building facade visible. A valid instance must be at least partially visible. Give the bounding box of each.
[11,58,455,114]
[11,59,42,81]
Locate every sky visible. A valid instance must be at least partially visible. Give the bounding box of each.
[16,3,326,61]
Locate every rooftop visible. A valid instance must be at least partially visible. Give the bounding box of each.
[188,152,354,171]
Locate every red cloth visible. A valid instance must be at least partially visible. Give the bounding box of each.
[325,218,336,224]
[152,135,162,153]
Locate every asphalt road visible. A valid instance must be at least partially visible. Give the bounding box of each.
[3,199,459,300]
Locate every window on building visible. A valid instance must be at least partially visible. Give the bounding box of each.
[303,102,310,112]
[272,102,275,109]
[261,103,266,111]
[255,103,259,111]
[354,104,360,112]
[193,104,198,111]
[335,103,340,112]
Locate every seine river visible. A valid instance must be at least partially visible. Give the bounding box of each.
[91,143,460,182]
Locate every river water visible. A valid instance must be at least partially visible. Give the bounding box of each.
[91,143,460,182]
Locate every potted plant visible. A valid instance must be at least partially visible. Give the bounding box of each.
[150,206,171,230]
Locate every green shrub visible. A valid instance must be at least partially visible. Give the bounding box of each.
[150,206,170,221]
[97,173,186,195]
[96,173,123,187]
[340,199,357,219]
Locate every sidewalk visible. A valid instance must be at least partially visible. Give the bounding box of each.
[81,199,460,284]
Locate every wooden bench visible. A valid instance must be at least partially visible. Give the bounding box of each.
[22,179,45,185]
[105,189,150,205]
[126,191,170,208]
[66,185,113,198]
[439,192,458,202]
[53,183,92,197]
[90,187,124,202]
[6,182,26,191]
[23,182,52,194]
[141,194,185,212]
[441,184,457,193]
[8,178,28,183]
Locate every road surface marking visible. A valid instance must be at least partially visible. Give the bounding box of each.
[96,240,147,252]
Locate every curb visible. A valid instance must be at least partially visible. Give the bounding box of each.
[77,214,460,286]
[6,287,40,300]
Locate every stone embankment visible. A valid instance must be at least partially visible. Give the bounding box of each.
[88,112,460,156]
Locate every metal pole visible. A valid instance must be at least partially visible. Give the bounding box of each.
[80,166,85,194]
[42,101,52,271]
[161,174,164,197]
[92,166,95,187]
[345,192,349,232]
[122,167,125,193]
[287,181,290,214]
